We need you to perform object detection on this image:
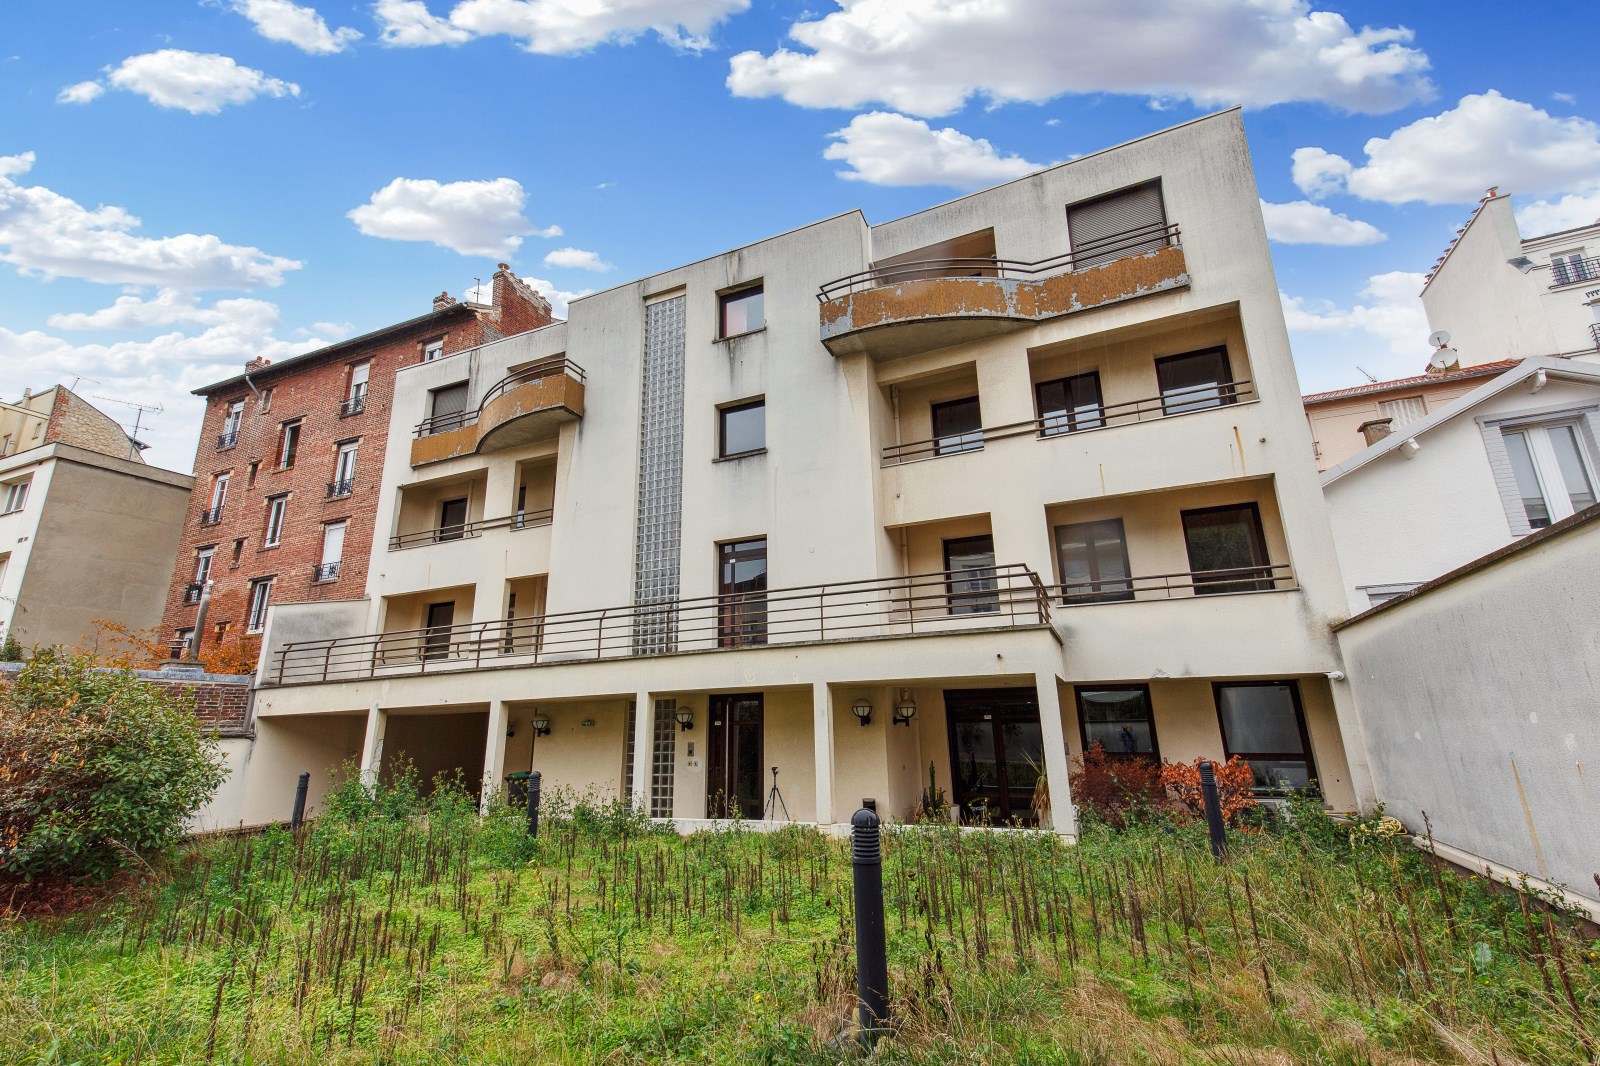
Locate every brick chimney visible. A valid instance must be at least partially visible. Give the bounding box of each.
[491,263,556,334]
[244,357,271,373]
[1358,417,1394,447]
[433,291,457,312]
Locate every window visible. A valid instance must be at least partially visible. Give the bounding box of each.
[220,401,243,446]
[1156,348,1235,415]
[423,339,445,362]
[426,382,470,434]
[931,396,983,456]
[174,628,195,659]
[264,494,288,547]
[437,497,469,541]
[247,461,259,487]
[719,284,764,338]
[276,420,301,468]
[210,473,230,510]
[331,440,358,496]
[1181,503,1272,594]
[316,521,346,582]
[1215,681,1316,793]
[1055,519,1133,603]
[1550,251,1594,286]
[1076,686,1159,760]
[194,547,215,586]
[1036,372,1104,436]
[231,539,245,566]
[343,363,369,416]
[718,399,766,458]
[1066,181,1169,270]
[944,534,998,614]
[2,478,30,514]
[717,538,768,646]
[259,388,273,413]
[1379,395,1426,431]
[1502,422,1596,529]
[246,578,273,633]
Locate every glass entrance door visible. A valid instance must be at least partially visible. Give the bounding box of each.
[707,694,764,819]
[944,688,1045,825]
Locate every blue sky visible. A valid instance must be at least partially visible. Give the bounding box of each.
[4,0,1599,469]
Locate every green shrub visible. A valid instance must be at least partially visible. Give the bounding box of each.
[0,654,226,881]
[0,633,22,662]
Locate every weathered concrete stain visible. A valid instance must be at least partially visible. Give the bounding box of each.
[410,376,584,467]
[820,245,1189,355]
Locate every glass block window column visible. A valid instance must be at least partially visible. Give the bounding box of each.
[634,295,687,652]
[621,699,677,817]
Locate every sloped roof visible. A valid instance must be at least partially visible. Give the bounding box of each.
[1320,355,1600,487]
[1302,359,1520,405]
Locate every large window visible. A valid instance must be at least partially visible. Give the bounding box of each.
[276,420,301,468]
[426,382,470,434]
[210,473,230,511]
[2,477,30,515]
[1055,519,1133,603]
[719,284,764,338]
[316,521,346,582]
[944,534,998,615]
[1036,372,1104,436]
[194,547,214,586]
[343,362,370,415]
[1076,685,1159,760]
[437,497,469,541]
[1155,347,1235,415]
[1215,681,1316,793]
[1066,181,1169,270]
[717,538,768,647]
[220,400,243,447]
[331,440,358,497]
[718,399,766,458]
[932,396,983,456]
[263,494,288,547]
[246,578,273,633]
[1502,422,1596,529]
[1181,503,1271,594]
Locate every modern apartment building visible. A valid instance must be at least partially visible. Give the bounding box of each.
[238,109,1367,835]
[0,387,192,649]
[1421,189,1600,366]
[160,268,553,664]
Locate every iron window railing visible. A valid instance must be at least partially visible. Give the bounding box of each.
[181,583,204,604]
[217,431,238,450]
[387,508,553,550]
[1048,562,1296,606]
[1550,257,1600,287]
[818,222,1180,302]
[198,506,224,525]
[1591,322,1600,350]
[413,358,587,438]
[271,564,1051,685]
[338,395,366,418]
[312,561,341,582]
[327,478,355,499]
[880,379,1256,465]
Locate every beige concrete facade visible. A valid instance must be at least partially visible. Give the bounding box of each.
[234,110,1366,834]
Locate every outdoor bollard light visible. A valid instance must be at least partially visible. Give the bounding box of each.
[527,770,542,839]
[851,805,889,1047]
[1199,760,1228,861]
[290,771,310,831]
[851,697,873,727]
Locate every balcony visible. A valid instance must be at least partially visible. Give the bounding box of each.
[181,583,204,605]
[410,358,585,467]
[388,508,552,550]
[1550,256,1600,288]
[338,395,366,418]
[327,478,354,500]
[216,431,238,451]
[1048,562,1295,606]
[269,564,1051,684]
[198,506,224,526]
[819,224,1187,360]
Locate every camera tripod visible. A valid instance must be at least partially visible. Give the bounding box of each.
[764,765,790,821]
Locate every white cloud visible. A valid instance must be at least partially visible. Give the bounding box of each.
[824,112,1049,190]
[543,247,613,272]
[347,176,556,257]
[374,0,474,44]
[0,152,301,288]
[1281,271,1431,373]
[1292,91,1600,204]
[1514,190,1600,237]
[728,0,1433,119]
[46,289,282,330]
[56,81,104,105]
[231,0,362,54]
[97,50,300,114]
[1259,199,1384,246]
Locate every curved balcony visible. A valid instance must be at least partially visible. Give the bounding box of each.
[410,358,584,467]
[818,224,1188,360]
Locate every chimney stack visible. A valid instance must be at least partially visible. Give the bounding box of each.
[1358,417,1394,447]
[244,357,271,373]
[433,291,457,312]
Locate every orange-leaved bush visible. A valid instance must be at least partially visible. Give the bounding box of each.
[1159,755,1258,824]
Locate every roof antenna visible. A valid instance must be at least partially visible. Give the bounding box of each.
[1354,366,1379,384]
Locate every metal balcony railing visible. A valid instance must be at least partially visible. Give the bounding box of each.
[327,478,355,499]
[181,583,204,604]
[1550,257,1600,287]
[818,222,1180,302]
[387,508,553,550]
[198,506,224,525]
[338,395,366,418]
[312,561,341,583]
[271,564,1051,685]
[880,380,1256,465]
[1590,322,1600,351]
[1048,562,1296,606]
[414,358,586,438]
[217,431,238,450]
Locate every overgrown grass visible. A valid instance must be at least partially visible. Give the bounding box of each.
[1,778,1595,1065]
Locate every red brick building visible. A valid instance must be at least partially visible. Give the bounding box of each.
[160,266,554,664]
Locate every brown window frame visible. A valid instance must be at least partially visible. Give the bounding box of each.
[1074,683,1160,762]
[718,283,765,339]
[717,398,766,459]
[1212,680,1318,795]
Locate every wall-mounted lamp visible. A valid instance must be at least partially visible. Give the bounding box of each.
[851,697,873,727]
[893,690,918,727]
[506,720,516,739]
[675,706,695,731]
[531,714,551,737]
[1507,255,1535,274]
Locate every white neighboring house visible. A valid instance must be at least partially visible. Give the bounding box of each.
[1322,356,1600,613]
[1420,190,1600,366]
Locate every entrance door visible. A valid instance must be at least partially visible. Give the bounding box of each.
[423,601,454,659]
[945,688,1045,825]
[706,694,764,819]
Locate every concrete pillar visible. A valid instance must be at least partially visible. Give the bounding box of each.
[630,691,653,810]
[1034,671,1077,839]
[481,700,509,814]
[358,703,387,790]
[813,681,836,828]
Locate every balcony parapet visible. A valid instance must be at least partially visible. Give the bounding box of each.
[819,224,1188,360]
[410,358,584,467]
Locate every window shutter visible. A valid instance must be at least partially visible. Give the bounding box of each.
[1067,182,1168,269]
[430,383,469,420]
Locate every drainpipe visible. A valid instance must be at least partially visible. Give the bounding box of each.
[188,581,213,663]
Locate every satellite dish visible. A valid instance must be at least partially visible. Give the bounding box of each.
[1428,329,1452,349]
[1429,349,1452,370]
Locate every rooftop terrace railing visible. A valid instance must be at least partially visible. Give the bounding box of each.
[818,222,1179,302]
[414,358,586,438]
[271,564,1051,685]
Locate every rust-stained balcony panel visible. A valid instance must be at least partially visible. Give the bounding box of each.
[410,362,585,467]
[821,244,1190,360]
